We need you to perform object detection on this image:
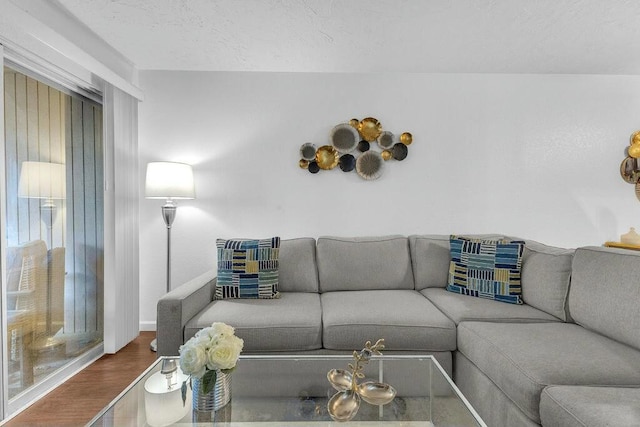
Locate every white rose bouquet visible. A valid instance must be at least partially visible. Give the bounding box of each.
[179,322,244,397]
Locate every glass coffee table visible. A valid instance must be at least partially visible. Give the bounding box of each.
[88,355,486,426]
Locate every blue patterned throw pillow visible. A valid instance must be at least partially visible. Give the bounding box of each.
[216,237,280,299]
[446,235,525,304]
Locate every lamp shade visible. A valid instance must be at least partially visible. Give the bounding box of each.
[145,162,195,199]
[18,161,66,199]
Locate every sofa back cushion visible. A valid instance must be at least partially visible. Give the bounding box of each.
[278,238,319,293]
[409,234,506,290]
[317,236,414,292]
[569,246,640,351]
[520,240,574,321]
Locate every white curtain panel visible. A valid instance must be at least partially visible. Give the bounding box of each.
[103,84,140,353]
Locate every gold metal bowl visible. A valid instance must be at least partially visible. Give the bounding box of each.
[358,117,382,142]
[327,369,352,392]
[400,132,413,145]
[315,145,339,170]
[327,390,361,422]
[356,381,397,406]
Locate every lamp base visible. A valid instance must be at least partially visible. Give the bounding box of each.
[150,338,158,352]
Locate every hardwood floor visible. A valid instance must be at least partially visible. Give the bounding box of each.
[4,332,158,426]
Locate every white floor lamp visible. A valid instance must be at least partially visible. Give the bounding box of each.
[18,161,66,249]
[145,161,195,352]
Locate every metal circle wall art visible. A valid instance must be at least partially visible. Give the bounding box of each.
[298,117,413,180]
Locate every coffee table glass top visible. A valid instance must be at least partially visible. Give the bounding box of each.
[88,354,486,426]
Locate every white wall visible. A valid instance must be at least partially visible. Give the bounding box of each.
[138,71,640,329]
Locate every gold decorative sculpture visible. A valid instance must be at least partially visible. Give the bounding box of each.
[620,130,640,201]
[326,339,397,422]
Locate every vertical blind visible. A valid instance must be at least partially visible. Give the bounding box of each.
[103,83,139,353]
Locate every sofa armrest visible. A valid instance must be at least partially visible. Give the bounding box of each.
[157,269,216,356]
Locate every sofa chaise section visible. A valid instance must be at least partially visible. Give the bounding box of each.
[455,245,640,426]
[457,321,640,423]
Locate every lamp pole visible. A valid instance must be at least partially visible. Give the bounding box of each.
[162,200,177,294]
[150,200,177,352]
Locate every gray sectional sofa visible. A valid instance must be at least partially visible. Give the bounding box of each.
[156,235,640,426]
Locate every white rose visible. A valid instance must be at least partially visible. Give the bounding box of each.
[192,331,213,349]
[206,335,244,370]
[179,342,207,378]
[209,322,235,340]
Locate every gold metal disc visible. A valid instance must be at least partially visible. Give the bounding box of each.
[358,117,382,142]
[400,132,413,145]
[381,150,392,160]
[316,145,339,170]
[299,159,309,169]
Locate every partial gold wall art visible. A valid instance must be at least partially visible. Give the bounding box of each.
[299,117,413,180]
[620,130,640,200]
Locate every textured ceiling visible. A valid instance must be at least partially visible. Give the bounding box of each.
[54,0,640,74]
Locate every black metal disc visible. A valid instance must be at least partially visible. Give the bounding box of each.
[339,154,356,172]
[357,140,370,152]
[392,143,408,161]
[308,161,320,174]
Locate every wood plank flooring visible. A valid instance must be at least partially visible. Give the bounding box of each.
[4,332,157,426]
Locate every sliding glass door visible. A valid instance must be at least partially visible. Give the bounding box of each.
[2,65,104,406]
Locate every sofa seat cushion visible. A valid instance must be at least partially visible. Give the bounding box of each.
[185,292,322,352]
[458,322,640,423]
[422,288,559,325]
[321,290,456,351]
[540,385,640,427]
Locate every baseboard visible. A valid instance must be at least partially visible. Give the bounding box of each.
[139,320,156,331]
